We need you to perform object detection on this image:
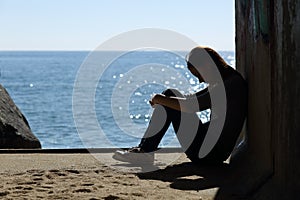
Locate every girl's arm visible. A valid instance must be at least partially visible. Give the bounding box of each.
[150,90,211,113]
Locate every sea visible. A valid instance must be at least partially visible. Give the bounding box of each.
[0,50,235,149]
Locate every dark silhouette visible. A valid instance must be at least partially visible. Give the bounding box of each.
[113,46,247,165]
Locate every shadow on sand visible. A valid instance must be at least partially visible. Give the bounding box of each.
[137,162,248,200]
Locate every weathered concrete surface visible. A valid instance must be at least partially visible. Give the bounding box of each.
[267,0,300,198]
[232,0,300,199]
[0,84,41,148]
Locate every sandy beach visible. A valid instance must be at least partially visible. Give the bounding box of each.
[0,151,235,200]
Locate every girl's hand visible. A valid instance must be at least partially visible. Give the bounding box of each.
[149,94,164,107]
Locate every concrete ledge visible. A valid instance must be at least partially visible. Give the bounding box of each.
[0,147,183,154]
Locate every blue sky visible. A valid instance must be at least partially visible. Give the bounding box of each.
[0,0,235,51]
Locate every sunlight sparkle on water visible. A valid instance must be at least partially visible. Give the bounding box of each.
[134,92,142,96]
[189,78,196,85]
[174,64,185,69]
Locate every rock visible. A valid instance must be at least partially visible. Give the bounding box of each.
[0,84,41,149]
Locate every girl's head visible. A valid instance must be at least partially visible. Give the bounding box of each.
[186,46,231,82]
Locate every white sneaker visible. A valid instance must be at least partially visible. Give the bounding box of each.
[113,147,154,164]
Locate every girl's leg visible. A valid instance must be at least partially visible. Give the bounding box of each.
[138,89,207,156]
[113,88,209,164]
[167,104,209,162]
[138,104,172,152]
[138,89,182,152]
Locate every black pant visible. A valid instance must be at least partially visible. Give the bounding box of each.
[138,89,212,163]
